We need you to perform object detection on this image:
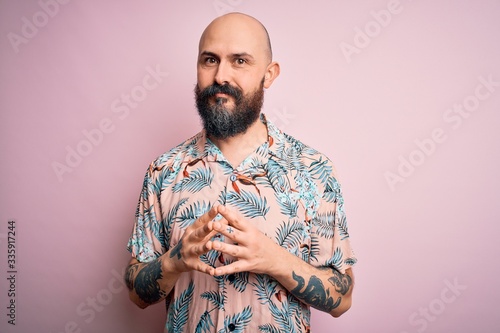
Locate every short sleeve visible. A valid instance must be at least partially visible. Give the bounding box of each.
[311,175,357,274]
[126,168,166,263]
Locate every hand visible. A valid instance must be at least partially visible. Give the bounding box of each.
[206,205,286,276]
[167,205,225,275]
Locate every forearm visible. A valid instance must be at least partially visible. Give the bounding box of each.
[125,255,181,309]
[271,247,354,317]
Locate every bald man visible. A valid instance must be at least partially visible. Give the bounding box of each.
[125,13,356,332]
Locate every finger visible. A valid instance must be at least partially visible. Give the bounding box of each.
[213,261,244,276]
[192,205,219,229]
[212,221,243,245]
[217,205,249,231]
[211,240,242,258]
[193,261,215,275]
[192,215,229,241]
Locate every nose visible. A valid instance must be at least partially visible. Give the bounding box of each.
[214,60,231,86]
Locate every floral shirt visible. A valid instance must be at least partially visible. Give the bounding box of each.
[127,114,356,333]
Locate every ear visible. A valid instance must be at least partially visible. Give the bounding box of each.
[263,61,280,89]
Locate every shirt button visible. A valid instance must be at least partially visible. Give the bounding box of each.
[229,174,237,182]
[228,323,236,331]
[228,274,236,282]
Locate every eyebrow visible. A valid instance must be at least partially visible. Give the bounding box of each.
[199,51,255,61]
[231,52,254,60]
[199,51,219,60]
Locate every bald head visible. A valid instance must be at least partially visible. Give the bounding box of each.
[199,12,273,63]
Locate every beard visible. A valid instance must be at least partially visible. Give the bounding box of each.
[195,79,265,139]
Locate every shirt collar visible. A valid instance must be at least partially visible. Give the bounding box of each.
[193,113,287,170]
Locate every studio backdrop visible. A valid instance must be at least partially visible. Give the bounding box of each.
[1,1,500,332]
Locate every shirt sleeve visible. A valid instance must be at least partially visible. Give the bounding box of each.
[311,174,357,274]
[126,168,166,263]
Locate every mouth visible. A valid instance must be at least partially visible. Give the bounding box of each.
[212,93,233,105]
[214,92,231,99]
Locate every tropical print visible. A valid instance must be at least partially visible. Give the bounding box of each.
[127,114,356,333]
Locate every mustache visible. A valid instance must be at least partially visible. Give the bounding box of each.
[197,83,243,100]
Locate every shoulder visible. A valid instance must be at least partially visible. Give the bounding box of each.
[279,130,339,180]
[146,132,203,178]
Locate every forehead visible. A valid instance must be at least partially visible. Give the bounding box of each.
[198,17,268,59]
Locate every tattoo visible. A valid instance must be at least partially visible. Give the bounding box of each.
[291,271,341,312]
[124,264,139,291]
[328,269,352,295]
[169,239,183,259]
[134,258,167,304]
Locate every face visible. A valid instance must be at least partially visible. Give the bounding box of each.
[195,14,279,139]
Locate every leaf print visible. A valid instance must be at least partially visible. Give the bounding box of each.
[262,158,289,192]
[217,187,227,205]
[176,200,212,228]
[150,210,165,248]
[141,206,155,231]
[345,257,358,266]
[155,141,187,166]
[219,305,252,333]
[200,249,219,268]
[283,132,305,155]
[267,302,295,333]
[172,168,213,193]
[337,213,350,240]
[252,274,278,305]
[255,141,269,158]
[323,176,340,203]
[226,190,269,219]
[312,212,335,239]
[258,323,281,333]
[195,310,215,333]
[277,193,299,217]
[275,220,304,250]
[309,157,333,184]
[200,290,226,310]
[325,247,344,272]
[309,234,320,262]
[163,197,188,247]
[168,280,194,333]
[284,146,305,173]
[228,271,249,293]
[153,164,178,195]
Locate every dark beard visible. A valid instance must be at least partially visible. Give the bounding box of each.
[195,80,264,139]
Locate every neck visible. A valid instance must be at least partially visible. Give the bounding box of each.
[208,117,268,168]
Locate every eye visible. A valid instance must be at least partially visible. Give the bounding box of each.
[235,58,246,65]
[203,57,218,66]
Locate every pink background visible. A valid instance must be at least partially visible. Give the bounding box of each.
[1,1,500,332]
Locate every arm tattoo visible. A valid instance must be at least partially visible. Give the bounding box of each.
[134,258,167,304]
[124,264,139,291]
[291,272,342,312]
[328,268,352,295]
[169,239,183,260]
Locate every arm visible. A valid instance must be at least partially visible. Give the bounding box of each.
[125,206,223,309]
[206,205,354,317]
[273,248,354,317]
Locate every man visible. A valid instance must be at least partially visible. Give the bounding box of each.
[125,12,356,332]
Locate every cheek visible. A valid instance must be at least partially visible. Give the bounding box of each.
[238,78,262,95]
[197,68,213,88]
